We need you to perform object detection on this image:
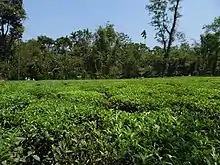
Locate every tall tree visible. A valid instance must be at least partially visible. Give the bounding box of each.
[92,23,118,77]
[201,17,220,75]
[0,0,26,60]
[145,0,183,75]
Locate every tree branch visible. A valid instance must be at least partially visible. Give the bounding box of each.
[165,0,181,58]
[157,23,167,53]
[163,23,171,35]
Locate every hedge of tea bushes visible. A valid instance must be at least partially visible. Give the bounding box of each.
[1,77,220,164]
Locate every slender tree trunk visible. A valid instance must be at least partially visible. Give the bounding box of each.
[162,56,169,77]
[162,0,180,76]
[212,51,219,75]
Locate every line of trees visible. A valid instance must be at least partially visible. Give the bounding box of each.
[0,0,220,80]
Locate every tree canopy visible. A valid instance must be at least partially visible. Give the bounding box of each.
[0,1,220,80]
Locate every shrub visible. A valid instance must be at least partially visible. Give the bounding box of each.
[1,77,220,164]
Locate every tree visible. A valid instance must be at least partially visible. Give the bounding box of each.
[0,0,26,60]
[92,23,119,77]
[121,43,149,78]
[2,11,220,80]
[69,29,93,78]
[201,17,220,75]
[145,0,183,76]
[55,36,71,55]
[37,35,55,51]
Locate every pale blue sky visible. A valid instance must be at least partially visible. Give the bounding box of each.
[23,0,220,47]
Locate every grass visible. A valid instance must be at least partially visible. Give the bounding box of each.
[1,77,220,164]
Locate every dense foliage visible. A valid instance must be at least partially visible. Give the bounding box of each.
[0,19,219,80]
[0,0,26,61]
[1,77,220,164]
[0,0,220,80]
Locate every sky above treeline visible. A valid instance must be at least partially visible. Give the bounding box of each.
[23,0,220,47]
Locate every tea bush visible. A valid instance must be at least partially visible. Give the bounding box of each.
[1,77,220,164]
